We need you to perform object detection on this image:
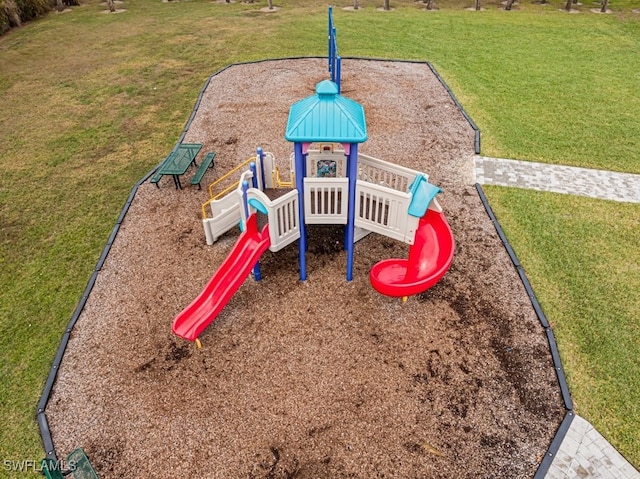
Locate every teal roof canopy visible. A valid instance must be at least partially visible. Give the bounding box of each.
[285,80,367,144]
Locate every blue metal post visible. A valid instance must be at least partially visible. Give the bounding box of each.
[328,6,333,74]
[242,179,263,281]
[250,162,258,189]
[294,142,307,281]
[241,180,250,220]
[331,27,337,83]
[345,143,358,281]
[256,147,266,190]
[253,258,263,282]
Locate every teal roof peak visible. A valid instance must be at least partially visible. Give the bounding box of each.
[316,79,339,96]
[285,80,367,144]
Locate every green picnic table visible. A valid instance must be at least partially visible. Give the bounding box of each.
[151,143,203,189]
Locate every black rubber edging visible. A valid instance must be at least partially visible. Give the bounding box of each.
[35,58,253,445]
[475,183,575,478]
[36,170,155,459]
[35,179,142,459]
[426,62,480,154]
[533,411,576,479]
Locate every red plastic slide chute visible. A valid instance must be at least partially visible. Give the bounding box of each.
[172,213,270,342]
[369,208,454,298]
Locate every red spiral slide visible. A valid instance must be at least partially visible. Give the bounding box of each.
[370,209,454,298]
[172,213,271,342]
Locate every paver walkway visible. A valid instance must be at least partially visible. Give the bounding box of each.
[474,156,640,203]
[474,155,640,478]
[546,415,640,479]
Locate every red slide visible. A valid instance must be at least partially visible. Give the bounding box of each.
[172,213,271,342]
[370,209,454,298]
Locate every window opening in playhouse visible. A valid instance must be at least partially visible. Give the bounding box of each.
[316,159,337,178]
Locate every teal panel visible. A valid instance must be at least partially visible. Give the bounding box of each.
[248,198,268,214]
[408,175,442,217]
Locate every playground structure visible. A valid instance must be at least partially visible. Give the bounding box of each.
[173,79,455,345]
[172,9,455,345]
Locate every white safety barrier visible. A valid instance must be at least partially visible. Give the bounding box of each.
[303,177,349,225]
[354,180,419,245]
[243,188,301,252]
[202,147,431,247]
[202,170,254,245]
[358,153,422,193]
[202,191,242,245]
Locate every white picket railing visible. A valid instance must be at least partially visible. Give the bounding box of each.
[301,148,423,192]
[244,188,300,252]
[303,177,349,225]
[357,153,423,193]
[354,180,419,245]
[202,170,254,245]
[202,147,430,247]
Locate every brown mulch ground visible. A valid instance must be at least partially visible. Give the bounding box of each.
[46,58,564,478]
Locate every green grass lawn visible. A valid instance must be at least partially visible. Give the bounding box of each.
[484,186,640,464]
[1,0,639,474]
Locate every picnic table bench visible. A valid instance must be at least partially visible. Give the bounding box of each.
[190,152,215,189]
[150,143,203,189]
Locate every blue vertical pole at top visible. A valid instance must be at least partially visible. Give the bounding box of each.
[345,143,358,281]
[253,257,263,282]
[294,142,307,281]
[332,29,337,84]
[336,56,341,93]
[328,6,333,74]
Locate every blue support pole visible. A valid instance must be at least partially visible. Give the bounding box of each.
[241,180,250,220]
[242,178,263,281]
[294,142,307,281]
[256,147,266,190]
[253,258,263,282]
[332,27,338,83]
[250,162,259,189]
[328,6,333,74]
[345,143,358,281]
